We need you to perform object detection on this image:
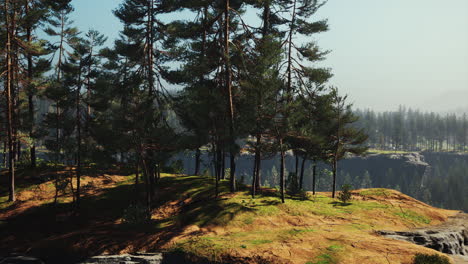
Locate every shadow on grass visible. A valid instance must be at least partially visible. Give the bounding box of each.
[0,174,247,264]
[330,201,352,207]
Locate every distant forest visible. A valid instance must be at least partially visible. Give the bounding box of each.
[355,107,468,152]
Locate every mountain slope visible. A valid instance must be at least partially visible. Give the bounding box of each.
[0,173,460,264]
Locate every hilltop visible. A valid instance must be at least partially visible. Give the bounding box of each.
[0,171,462,264]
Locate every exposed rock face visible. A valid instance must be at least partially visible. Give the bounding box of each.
[379,213,468,261]
[79,253,163,264]
[0,256,44,264]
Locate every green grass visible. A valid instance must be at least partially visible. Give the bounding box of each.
[395,210,431,224]
[306,245,344,264]
[360,188,392,196]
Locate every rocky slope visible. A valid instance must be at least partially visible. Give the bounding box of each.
[379,213,468,263]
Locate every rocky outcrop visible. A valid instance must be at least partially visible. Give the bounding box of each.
[79,253,163,264]
[379,213,468,261]
[0,256,44,264]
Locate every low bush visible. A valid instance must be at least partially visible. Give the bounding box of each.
[337,184,353,204]
[122,203,149,225]
[413,253,450,264]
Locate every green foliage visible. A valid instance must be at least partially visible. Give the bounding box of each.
[122,203,149,225]
[413,253,450,264]
[395,210,431,224]
[166,160,184,174]
[287,172,300,194]
[337,184,353,204]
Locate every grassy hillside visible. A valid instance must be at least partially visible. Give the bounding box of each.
[0,171,458,264]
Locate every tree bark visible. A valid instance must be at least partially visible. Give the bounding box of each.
[279,138,285,203]
[299,157,306,190]
[135,156,139,189]
[312,161,317,195]
[295,154,299,178]
[3,142,7,168]
[255,146,261,191]
[332,158,337,198]
[25,0,36,169]
[194,147,201,176]
[224,0,236,193]
[251,152,257,198]
[75,61,83,209]
[5,0,15,201]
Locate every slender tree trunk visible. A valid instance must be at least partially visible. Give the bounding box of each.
[135,156,139,189]
[216,146,222,178]
[299,157,306,190]
[312,161,317,195]
[332,158,337,198]
[5,0,15,201]
[148,157,156,198]
[224,0,236,192]
[25,1,36,169]
[286,0,297,101]
[221,149,226,179]
[156,162,161,181]
[215,143,219,198]
[279,138,285,203]
[3,142,7,168]
[194,147,201,176]
[255,146,261,191]
[75,63,83,209]
[251,153,257,198]
[295,154,299,177]
[141,154,152,220]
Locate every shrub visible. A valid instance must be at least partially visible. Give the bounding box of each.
[413,253,450,264]
[167,160,184,174]
[287,172,300,194]
[122,203,149,225]
[337,184,353,204]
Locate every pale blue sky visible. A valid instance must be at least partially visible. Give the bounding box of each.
[70,0,468,112]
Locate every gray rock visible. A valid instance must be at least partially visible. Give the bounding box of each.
[79,253,163,264]
[0,256,44,264]
[379,213,468,259]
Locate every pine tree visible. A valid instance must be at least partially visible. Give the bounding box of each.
[42,0,78,204]
[325,88,368,198]
[3,0,16,201]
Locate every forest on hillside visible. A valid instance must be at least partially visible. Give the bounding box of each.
[354,107,468,152]
[1,0,370,215]
[1,0,467,221]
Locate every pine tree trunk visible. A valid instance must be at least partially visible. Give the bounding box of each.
[3,141,6,168]
[224,0,236,193]
[332,158,337,198]
[255,147,261,191]
[312,161,317,195]
[5,0,15,201]
[221,149,226,179]
[194,147,201,176]
[75,63,83,209]
[295,154,299,178]
[251,153,257,198]
[279,138,285,203]
[216,146,222,178]
[25,1,36,169]
[286,0,297,100]
[135,156,139,189]
[299,157,306,190]
[141,156,152,220]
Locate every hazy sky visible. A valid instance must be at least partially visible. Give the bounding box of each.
[70,0,468,112]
